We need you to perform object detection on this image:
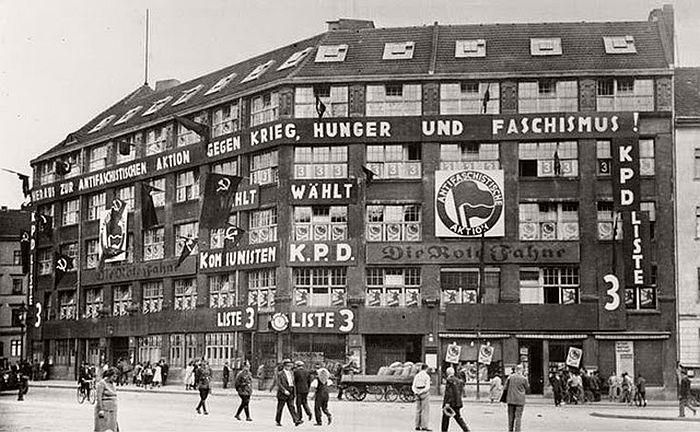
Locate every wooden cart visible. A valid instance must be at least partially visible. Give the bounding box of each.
[339,374,416,402]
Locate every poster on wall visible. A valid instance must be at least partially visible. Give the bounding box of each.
[565,347,583,368]
[435,170,505,238]
[99,198,128,263]
[445,343,462,364]
[615,341,635,378]
[478,345,495,365]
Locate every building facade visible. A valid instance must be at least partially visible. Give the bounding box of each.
[28,7,677,395]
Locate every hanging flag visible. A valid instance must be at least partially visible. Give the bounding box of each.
[17,174,30,197]
[200,173,242,228]
[224,225,246,248]
[174,116,210,142]
[55,160,71,175]
[116,139,133,156]
[315,94,327,119]
[140,183,160,229]
[176,237,198,268]
[36,213,53,239]
[99,198,128,264]
[482,84,491,114]
[553,148,562,176]
[54,253,73,285]
[361,166,377,184]
[20,230,30,274]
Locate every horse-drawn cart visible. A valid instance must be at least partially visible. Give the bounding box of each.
[339,374,415,402]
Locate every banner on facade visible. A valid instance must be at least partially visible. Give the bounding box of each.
[478,345,495,365]
[99,198,128,263]
[270,309,355,333]
[445,343,462,364]
[565,347,583,368]
[615,341,635,378]
[435,170,505,238]
[216,306,256,331]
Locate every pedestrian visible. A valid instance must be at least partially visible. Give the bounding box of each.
[549,371,563,407]
[620,372,632,404]
[294,360,313,422]
[489,374,503,403]
[567,370,583,404]
[94,367,119,432]
[153,362,162,388]
[335,355,357,400]
[160,359,169,386]
[635,373,647,407]
[502,363,530,432]
[185,361,195,390]
[195,360,212,415]
[441,367,470,432]
[16,368,29,401]
[411,363,431,431]
[234,361,253,421]
[275,358,303,427]
[223,361,230,389]
[679,369,697,417]
[143,362,153,390]
[310,367,333,426]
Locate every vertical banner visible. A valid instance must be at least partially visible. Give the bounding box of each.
[615,341,635,378]
[100,199,128,263]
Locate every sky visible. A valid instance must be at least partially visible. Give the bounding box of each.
[0,0,698,208]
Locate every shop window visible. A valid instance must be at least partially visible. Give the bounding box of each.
[87,192,106,221]
[519,267,580,304]
[518,80,577,113]
[147,178,165,207]
[294,267,346,307]
[209,273,237,308]
[84,288,103,319]
[117,185,135,211]
[293,206,347,241]
[137,335,162,364]
[60,243,78,272]
[88,145,108,172]
[250,150,279,185]
[59,290,76,320]
[440,269,500,305]
[440,82,500,114]
[519,141,578,178]
[366,83,421,117]
[366,144,421,178]
[175,170,199,202]
[177,111,208,147]
[62,198,80,226]
[293,146,348,179]
[53,339,74,366]
[85,239,99,269]
[249,208,277,244]
[597,78,654,111]
[596,140,612,176]
[247,269,276,312]
[145,125,171,156]
[440,143,500,170]
[114,106,142,125]
[212,102,240,137]
[366,204,421,242]
[113,285,132,316]
[174,221,199,256]
[174,278,197,311]
[639,139,655,176]
[294,85,348,118]
[250,91,279,126]
[38,248,52,275]
[143,227,164,261]
[596,201,622,240]
[205,333,236,366]
[519,202,579,241]
[366,268,421,307]
[205,72,236,95]
[142,281,164,313]
[209,214,238,249]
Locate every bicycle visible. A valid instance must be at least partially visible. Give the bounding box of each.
[77,379,96,404]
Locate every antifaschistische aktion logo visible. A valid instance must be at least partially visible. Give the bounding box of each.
[435,170,505,238]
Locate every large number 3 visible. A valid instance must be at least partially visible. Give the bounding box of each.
[603,274,620,311]
[338,309,354,333]
[244,307,255,329]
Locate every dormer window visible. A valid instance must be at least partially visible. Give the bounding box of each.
[142,96,173,116]
[530,38,562,56]
[88,115,116,134]
[455,39,486,58]
[383,42,415,60]
[241,60,274,84]
[173,84,203,106]
[315,44,348,63]
[205,72,237,95]
[114,106,142,125]
[277,47,313,70]
[603,36,637,54]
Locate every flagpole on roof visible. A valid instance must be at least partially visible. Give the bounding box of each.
[144,9,150,86]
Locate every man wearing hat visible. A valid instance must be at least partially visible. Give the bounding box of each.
[275,359,303,427]
[294,360,313,421]
[442,367,470,432]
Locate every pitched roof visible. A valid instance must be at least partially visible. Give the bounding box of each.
[675,67,700,118]
[0,209,31,239]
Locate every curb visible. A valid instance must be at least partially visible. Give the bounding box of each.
[590,412,700,422]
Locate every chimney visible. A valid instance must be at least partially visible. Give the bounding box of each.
[649,4,674,65]
[326,19,375,32]
[155,79,181,92]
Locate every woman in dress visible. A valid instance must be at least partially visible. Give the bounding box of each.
[234,361,253,421]
[489,374,503,403]
[94,367,119,432]
[152,363,162,388]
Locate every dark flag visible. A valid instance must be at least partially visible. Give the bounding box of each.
[17,174,30,197]
[482,84,491,114]
[36,213,53,239]
[20,230,30,274]
[315,94,327,119]
[224,225,245,248]
[200,173,242,228]
[174,116,210,142]
[54,253,73,285]
[117,139,133,156]
[362,166,377,184]
[553,149,562,176]
[55,160,71,175]
[176,237,198,268]
[478,231,486,303]
[141,183,160,229]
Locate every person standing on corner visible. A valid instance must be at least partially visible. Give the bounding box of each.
[441,367,470,432]
[94,368,119,432]
[195,360,212,415]
[412,363,432,431]
[234,361,253,421]
[223,361,230,389]
[503,364,530,432]
[276,358,303,427]
[679,369,697,417]
[294,360,313,421]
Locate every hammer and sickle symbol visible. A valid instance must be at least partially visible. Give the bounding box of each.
[216,178,231,193]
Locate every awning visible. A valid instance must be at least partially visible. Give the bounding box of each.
[593,332,671,340]
[517,334,588,340]
[439,332,510,339]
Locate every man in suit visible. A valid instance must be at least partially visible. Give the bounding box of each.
[276,359,303,427]
[294,361,313,421]
[441,367,470,432]
[503,364,530,432]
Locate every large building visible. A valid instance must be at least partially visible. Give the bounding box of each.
[27,6,677,396]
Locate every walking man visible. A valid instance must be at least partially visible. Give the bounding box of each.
[412,363,431,431]
[679,369,697,417]
[441,367,470,432]
[275,359,303,427]
[223,361,230,389]
[195,360,212,415]
[294,361,313,421]
[635,373,647,407]
[311,367,333,426]
[503,364,529,432]
[234,362,253,421]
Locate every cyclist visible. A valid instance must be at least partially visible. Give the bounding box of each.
[78,362,94,400]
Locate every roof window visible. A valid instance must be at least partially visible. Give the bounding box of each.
[455,39,486,58]
[603,36,636,54]
[277,47,313,70]
[314,44,348,63]
[241,60,275,84]
[172,84,203,106]
[87,115,116,134]
[205,72,237,95]
[530,38,562,56]
[142,96,173,116]
[383,42,415,60]
[114,106,142,125]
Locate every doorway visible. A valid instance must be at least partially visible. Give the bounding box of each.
[365,334,423,374]
[519,340,543,394]
[110,337,130,365]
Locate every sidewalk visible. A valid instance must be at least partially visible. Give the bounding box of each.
[591,408,700,422]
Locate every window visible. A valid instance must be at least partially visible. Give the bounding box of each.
[62,198,79,225]
[85,288,103,319]
[147,178,165,207]
[174,222,199,256]
[37,161,55,185]
[366,268,421,307]
[250,91,279,126]
[596,140,612,176]
[205,72,237,95]
[62,152,82,179]
[603,36,636,54]
[145,125,171,156]
[177,112,208,147]
[209,215,239,249]
[13,250,21,266]
[625,284,657,310]
[53,339,74,365]
[278,47,313,70]
[382,41,415,60]
[59,290,76,319]
[11,309,24,327]
[293,146,348,179]
[519,267,580,304]
[294,85,349,118]
[519,202,579,240]
[241,60,274,83]
[116,134,140,164]
[248,268,276,312]
[440,143,500,170]
[174,278,197,310]
[175,170,199,202]
[60,243,78,271]
[205,333,236,366]
[88,115,116,134]
[518,141,578,177]
[639,139,655,176]
[12,279,23,294]
[441,269,500,305]
[249,208,277,244]
[114,106,142,125]
[137,335,162,363]
[455,39,486,58]
[142,96,173,116]
[530,38,562,56]
[366,144,421,178]
[143,227,164,261]
[142,281,164,313]
[86,239,99,269]
[11,340,22,357]
[211,159,238,176]
[315,44,348,63]
[209,273,237,308]
[597,78,654,111]
[366,204,421,242]
[597,202,622,240]
[250,150,278,185]
[293,206,347,241]
[641,201,656,240]
[440,82,500,114]
[113,285,132,316]
[170,334,184,367]
[212,102,240,137]
[87,192,106,221]
[117,185,135,211]
[293,267,346,307]
[366,84,421,117]
[518,80,577,113]
[88,145,108,172]
[173,84,203,106]
[38,249,52,275]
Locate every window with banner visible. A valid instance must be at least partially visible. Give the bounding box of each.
[84,288,103,319]
[250,91,279,126]
[366,204,421,242]
[60,242,78,271]
[597,202,622,241]
[59,290,76,320]
[625,278,657,310]
[113,285,132,316]
[209,273,238,308]
[143,227,165,261]
[137,335,162,364]
[250,150,279,186]
[441,339,504,382]
[174,278,197,311]
[293,267,347,307]
[440,268,500,306]
[366,267,421,307]
[293,206,347,241]
[38,248,52,275]
[249,207,277,244]
[519,267,580,305]
[440,82,500,114]
[547,340,583,373]
[209,214,238,248]
[293,146,348,179]
[596,140,612,176]
[440,143,500,170]
[177,111,208,147]
[519,141,579,178]
[247,268,276,312]
[366,144,421,179]
[142,281,164,313]
[519,202,579,241]
[295,85,349,118]
[212,102,240,137]
[174,222,199,256]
